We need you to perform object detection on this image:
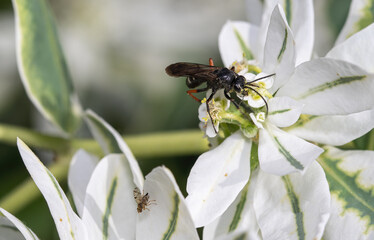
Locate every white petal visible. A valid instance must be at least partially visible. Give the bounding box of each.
[16,139,87,240]
[287,109,374,146]
[85,109,144,189]
[262,4,296,93]
[267,96,303,128]
[327,23,374,73]
[219,21,260,67]
[0,209,39,240]
[256,0,314,65]
[319,147,374,239]
[203,170,261,240]
[335,0,373,45]
[81,154,137,240]
[259,125,323,175]
[278,58,374,115]
[136,167,199,240]
[253,162,331,240]
[68,149,99,217]
[198,103,218,138]
[186,132,251,227]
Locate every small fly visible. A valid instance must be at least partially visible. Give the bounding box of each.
[133,187,156,213]
[165,58,274,133]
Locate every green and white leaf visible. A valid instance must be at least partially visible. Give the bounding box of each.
[17,138,87,240]
[253,162,331,240]
[203,171,261,240]
[186,132,252,227]
[136,167,199,240]
[335,0,374,45]
[285,109,374,146]
[81,154,137,240]
[319,147,374,239]
[12,0,81,134]
[0,210,39,240]
[277,58,374,115]
[68,149,99,216]
[85,109,144,189]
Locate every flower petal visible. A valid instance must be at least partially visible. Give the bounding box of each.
[203,171,261,240]
[253,162,331,240]
[286,109,374,146]
[319,147,374,239]
[262,4,296,93]
[256,0,314,65]
[327,23,374,73]
[136,167,199,240]
[186,131,251,227]
[68,149,99,217]
[85,109,144,189]
[17,138,87,240]
[0,209,39,240]
[277,58,374,115]
[335,0,374,45]
[267,96,303,128]
[259,124,323,175]
[219,21,260,67]
[81,154,137,240]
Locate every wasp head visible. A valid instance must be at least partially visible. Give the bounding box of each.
[233,75,246,94]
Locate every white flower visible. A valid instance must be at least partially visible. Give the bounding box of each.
[1,112,199,240]
[187,1,374,229]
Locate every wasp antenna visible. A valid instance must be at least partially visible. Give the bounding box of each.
[249,87,269,115]
[209,58,214,66]
[249,73,275,84]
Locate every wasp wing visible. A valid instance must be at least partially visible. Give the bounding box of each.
[165,63,221,79]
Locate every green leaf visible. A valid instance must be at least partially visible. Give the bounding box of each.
[319,147,374,238]
[12,0,81,134]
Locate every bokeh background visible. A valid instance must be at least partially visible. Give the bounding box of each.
[0,0,351,238]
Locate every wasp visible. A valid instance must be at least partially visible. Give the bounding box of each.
[133,187,156,213]
[165,58,274,133]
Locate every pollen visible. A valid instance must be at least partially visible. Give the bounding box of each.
[201,98,207,103]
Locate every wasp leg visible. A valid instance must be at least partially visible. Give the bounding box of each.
[206,89,218,134]
[209,58,214,66]
[187,87,209,102]
[224,90,253,121]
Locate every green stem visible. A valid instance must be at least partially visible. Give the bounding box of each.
[367,129,374,151]
[0,124,209,213]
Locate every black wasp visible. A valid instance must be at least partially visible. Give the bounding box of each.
[165,58,274,133]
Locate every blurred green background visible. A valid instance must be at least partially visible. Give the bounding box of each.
[0,0,350,238]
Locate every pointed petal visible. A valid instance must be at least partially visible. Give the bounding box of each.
[136,167,199,240]
[253,162,331,240]
[219,21,260,67]
[286,109,374,146]
[0,209,39,240]
[16,139,87,240]
[327,23,374,73]
[186,132,251,227]
[319,147,374,239]
[85,109,144,189]
[68,149,99,217]
[81,154,137,240]
[203,171,261,240]
[257,0,314,65]
[278,58,374,115]
[335,0,374,45]
[267,96,303,128]
[263,4,296,93]
[259,125,323,175]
